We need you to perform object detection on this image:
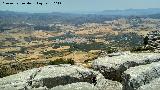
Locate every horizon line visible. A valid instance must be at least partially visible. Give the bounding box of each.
[1,8,160,14]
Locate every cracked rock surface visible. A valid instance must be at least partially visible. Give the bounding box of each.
[137,77,160,90]
[122,61,160,90]
[50,82,99,90]
[1,52,160,90]
[92,53,160,81]
[0,64,122,90]
[92,52,160,90]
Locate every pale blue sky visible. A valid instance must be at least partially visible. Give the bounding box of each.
[0,0,160,13]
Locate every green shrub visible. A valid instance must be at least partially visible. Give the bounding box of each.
[48,58,75,65]
[105,47,118,53]
[131,46,154,52]
[143,36,149,45]
[43,50,63,57]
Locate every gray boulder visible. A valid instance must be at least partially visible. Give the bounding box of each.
[137,77,160,90]
[0,68,38,90]
[122,61,160,90]
[50,82,98,90]
[51,75,122,90]
[96,78,122,90]
[92,53,160,81]
[31,64,98,88]
[0,64,122,90]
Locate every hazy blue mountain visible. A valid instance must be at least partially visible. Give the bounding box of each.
[98,8,160,16]
[1,8,160,26]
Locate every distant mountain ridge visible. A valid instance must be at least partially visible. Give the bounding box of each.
[0,8,160,25]
[1,8,160,15]
[98,8,160,16]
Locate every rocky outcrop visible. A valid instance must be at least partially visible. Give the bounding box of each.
[122,61,160,90]
[30,64,97,88]
[0,64,122,90]
[137,77,160,90]
[51,79,123,90]
[92,52,160,81]
[146,30,160,52]
[92,52,160,90]
[96,78,122,90]
[1,52,160,90]
[51,82,99,90]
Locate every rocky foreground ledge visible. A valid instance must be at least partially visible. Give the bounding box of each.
[0,64,122,90]
[92,52,160,90]
[0,52,160,90]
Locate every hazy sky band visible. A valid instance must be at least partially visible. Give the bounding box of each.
[0,0,160,13]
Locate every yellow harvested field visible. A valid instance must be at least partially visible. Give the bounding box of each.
[89,50,101,53]
[75,26,116,35]
[0,47,20,52]
[53,46,70,51]
[63,51,97,63]
[33,30,52,38]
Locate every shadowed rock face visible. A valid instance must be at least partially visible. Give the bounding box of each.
[122,61,160,90]
[92,52,160,90]
[0,64,122,90]
[31,65,97,88]
[92,52,160,82]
